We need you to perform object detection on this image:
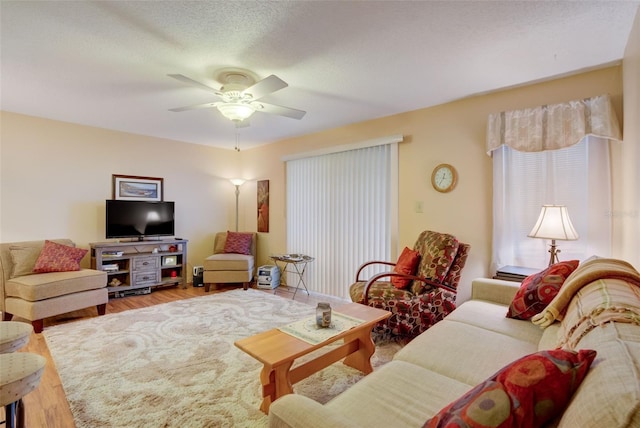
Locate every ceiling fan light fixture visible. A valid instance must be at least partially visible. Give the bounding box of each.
[217,102,256,122]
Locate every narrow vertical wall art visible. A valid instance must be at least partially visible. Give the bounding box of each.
[257,180,269,232]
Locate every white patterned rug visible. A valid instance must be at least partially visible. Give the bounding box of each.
[44,289,401,427]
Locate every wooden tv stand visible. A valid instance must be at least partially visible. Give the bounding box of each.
[90,239,188,298]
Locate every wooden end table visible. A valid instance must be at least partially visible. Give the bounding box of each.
[234,303,390,413]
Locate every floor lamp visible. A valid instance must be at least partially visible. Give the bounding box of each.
[229,179,245,232]
[528,205,579,266]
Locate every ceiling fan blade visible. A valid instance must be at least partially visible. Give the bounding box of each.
[244,75,288,100]
[169,102,218,112]
[257,102,306,120]
[168,74,221,95]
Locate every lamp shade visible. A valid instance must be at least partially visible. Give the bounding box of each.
[528,205,579,241]
[229,178,246,186]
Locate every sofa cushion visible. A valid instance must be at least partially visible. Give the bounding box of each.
[204,253,254,271]
[537,322,561,351]
[33,240,87,273]
[9,245,42,278]
[394,318,539,386]
[425,349,596,428]
[223,231,253,255]
[507,260,578,320]
[445,300,544,345]
[326,360,473,427]
[391,247,420,289]
[349,281,413,303]
[5,269,107,302]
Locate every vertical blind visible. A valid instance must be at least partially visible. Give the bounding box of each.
[286,142,397,299]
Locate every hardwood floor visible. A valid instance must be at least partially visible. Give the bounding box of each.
[5,284,348,428]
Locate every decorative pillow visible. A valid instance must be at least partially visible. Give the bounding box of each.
[223,231,253,255]
[424,349,597,428]
[391,247,421,289]
[9,245,42,278]
[33,240,87,273]
[506,260,579,320]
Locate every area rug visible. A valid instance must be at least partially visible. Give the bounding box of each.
[44,289,402,427]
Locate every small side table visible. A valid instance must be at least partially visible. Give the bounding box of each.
[0,322,32,354]
[270,254,314,298]
[0,353,46,428]
[1,321,44,428]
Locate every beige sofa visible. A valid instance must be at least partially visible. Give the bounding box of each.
[0,239,108,333]
[269,273,640,427]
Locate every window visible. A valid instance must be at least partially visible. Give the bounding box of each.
[492,136,612,270]
[488,95,621,271]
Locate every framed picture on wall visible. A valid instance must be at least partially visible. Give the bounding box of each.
[112,175,163,201]
[257,179,269,233]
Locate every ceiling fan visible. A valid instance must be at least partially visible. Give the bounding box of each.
[167,68,306,124]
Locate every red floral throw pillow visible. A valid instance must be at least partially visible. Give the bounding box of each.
[223,231,253,255]
[391,247,421,289]
[424,349,597,428]
[506,260,579,320]
[33,240,88,273]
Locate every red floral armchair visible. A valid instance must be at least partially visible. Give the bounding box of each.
[349,230,470,339]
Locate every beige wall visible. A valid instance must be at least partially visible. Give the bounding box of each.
[242,66,624,302]
[0,65,629,301]
[618,8,640,268]
[0,112,239,276]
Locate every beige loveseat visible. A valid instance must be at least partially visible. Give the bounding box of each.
[270,264,640,427]
[0,239,108,333]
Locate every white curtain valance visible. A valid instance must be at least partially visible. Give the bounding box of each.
[486,94,622,155]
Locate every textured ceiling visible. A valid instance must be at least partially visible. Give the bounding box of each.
[1,1,638,150]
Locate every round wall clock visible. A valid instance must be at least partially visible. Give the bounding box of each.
[431,163,458,193]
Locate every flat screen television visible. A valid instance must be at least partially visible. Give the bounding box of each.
[105,200,175,240]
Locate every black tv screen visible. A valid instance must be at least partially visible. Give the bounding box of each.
[105,200,175,240]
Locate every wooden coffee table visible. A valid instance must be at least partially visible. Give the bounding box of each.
[234,302,391,413]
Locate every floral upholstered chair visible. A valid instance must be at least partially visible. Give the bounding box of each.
[349,230,470,339]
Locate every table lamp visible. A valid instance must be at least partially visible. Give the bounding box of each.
[528,205,579,266]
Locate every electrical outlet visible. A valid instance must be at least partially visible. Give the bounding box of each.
[415,201,424,213]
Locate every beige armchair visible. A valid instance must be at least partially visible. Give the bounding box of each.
[0,239,107,333]
[203,232,256,292]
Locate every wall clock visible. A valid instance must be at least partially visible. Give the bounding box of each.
[431,163,457,193]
